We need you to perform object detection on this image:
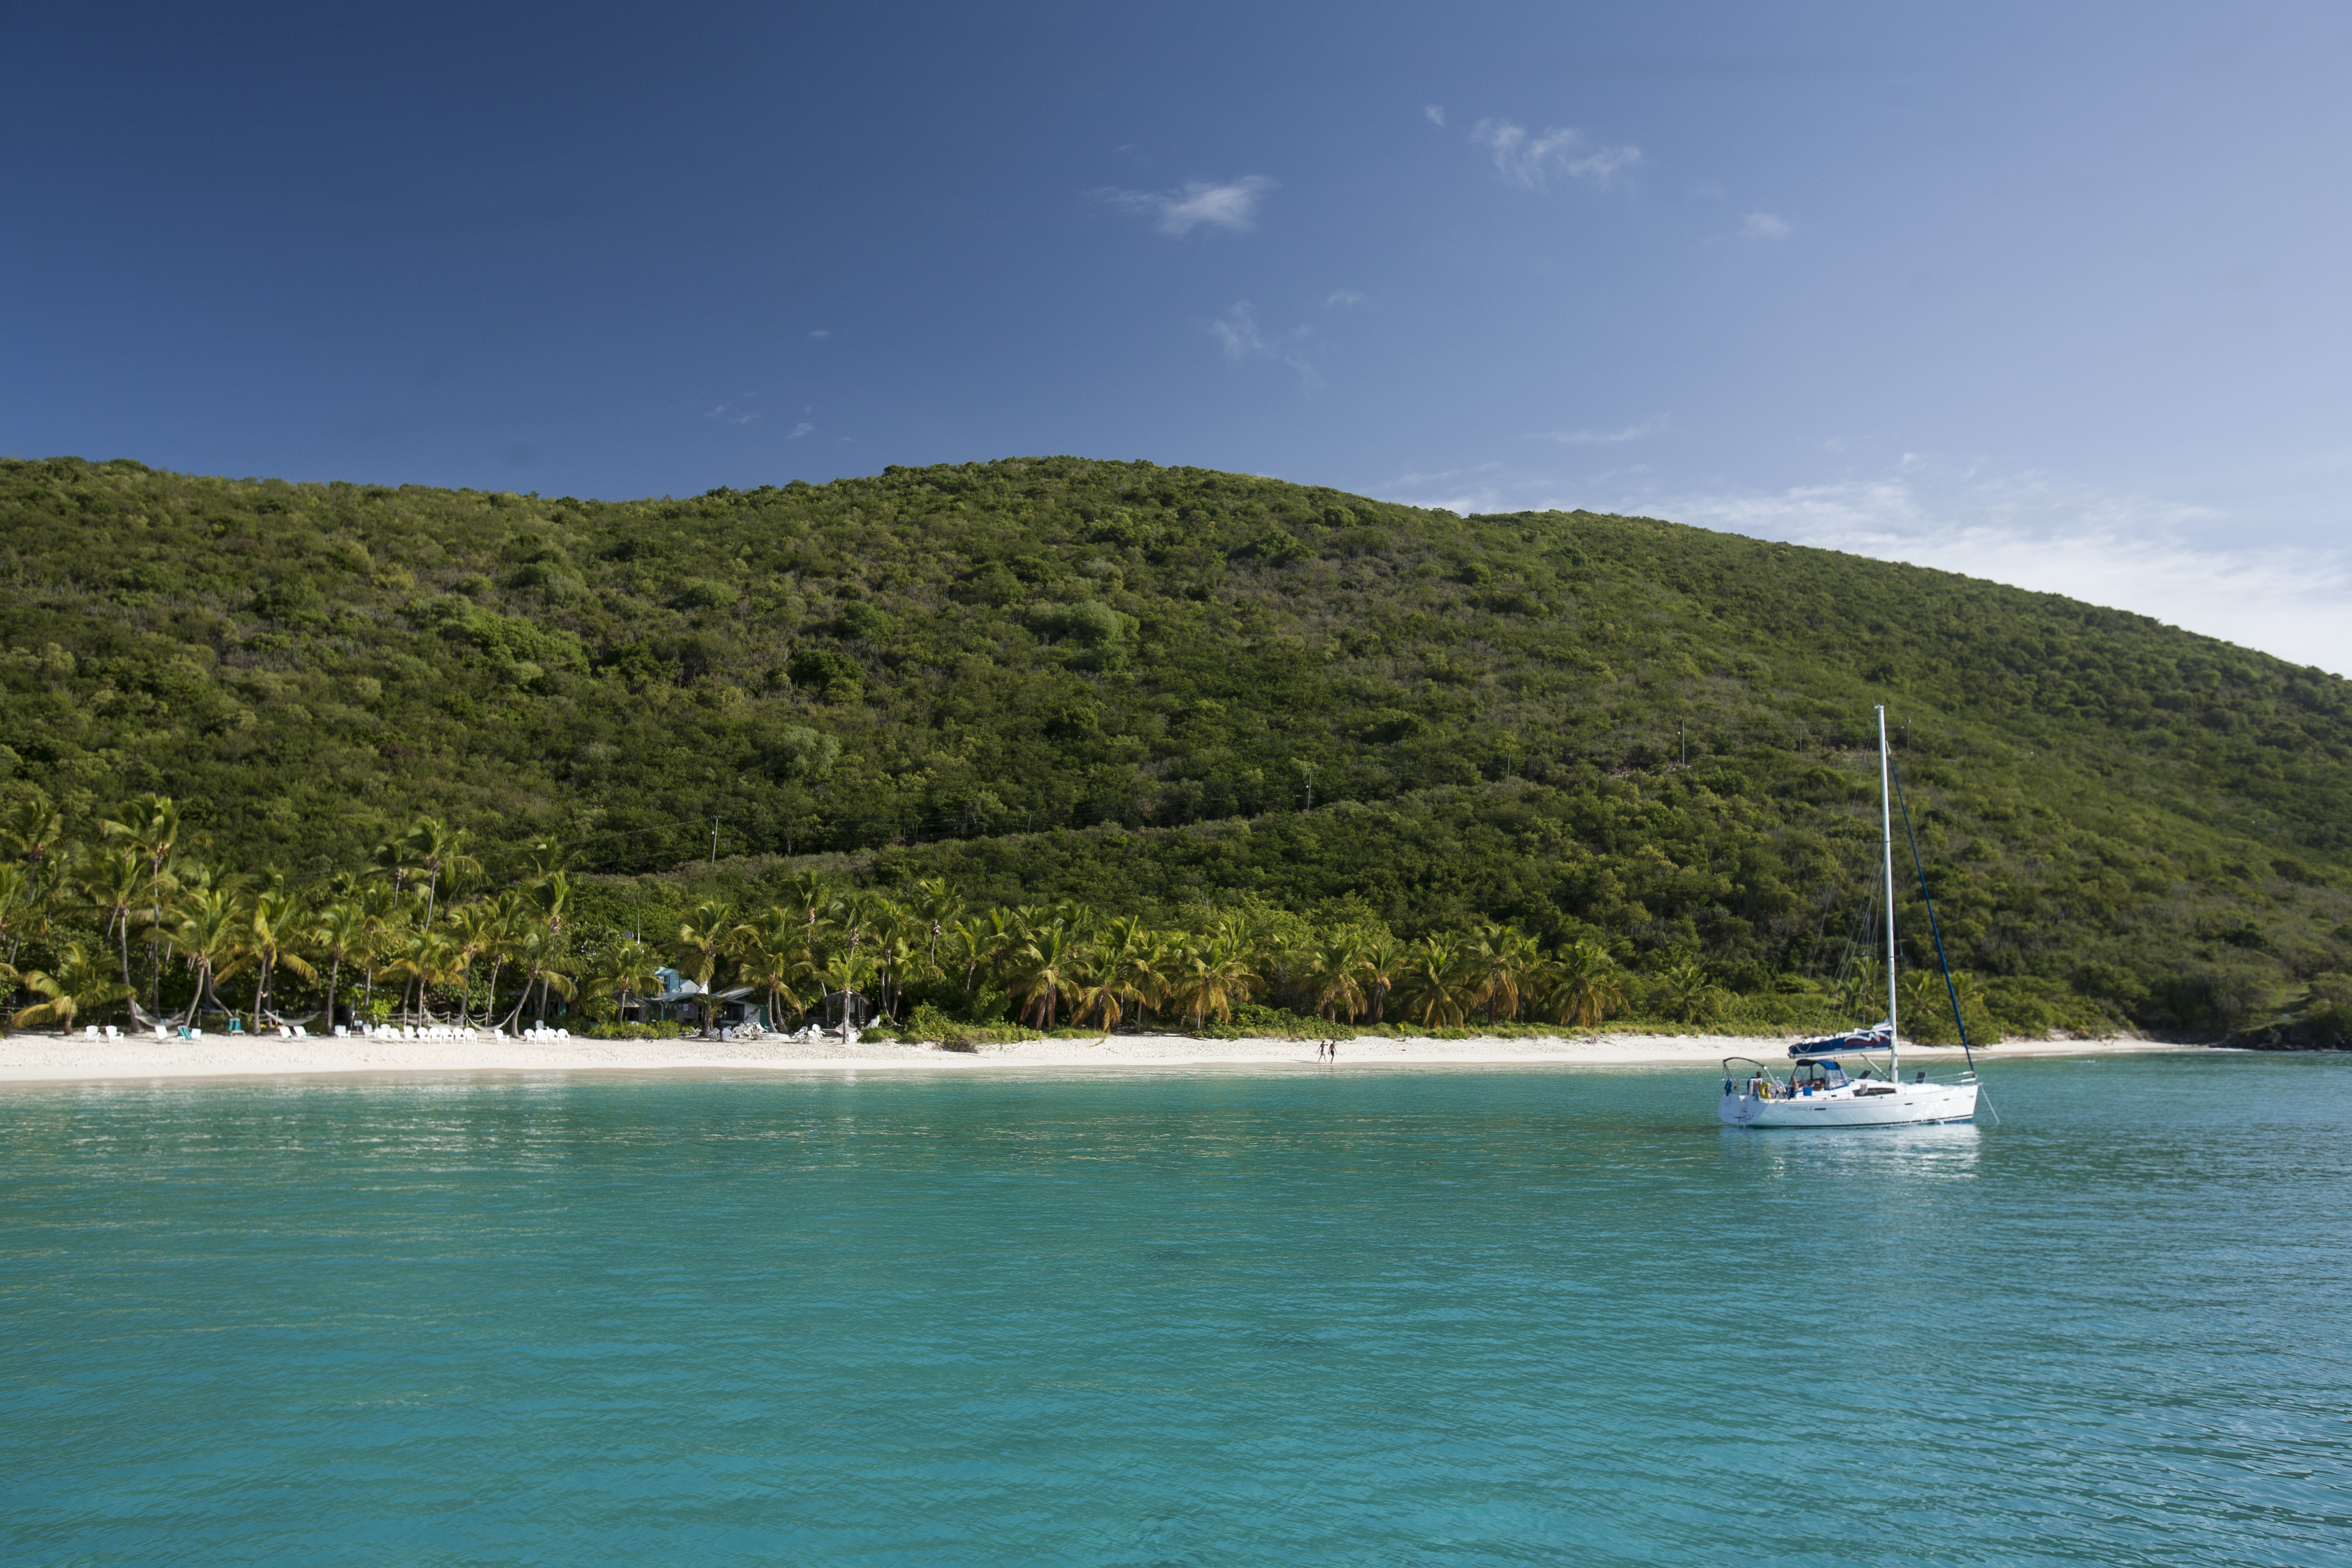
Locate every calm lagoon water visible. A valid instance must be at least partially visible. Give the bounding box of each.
[3,1053,2347,1565]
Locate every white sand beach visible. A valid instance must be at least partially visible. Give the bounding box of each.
[0,1027,2199,1084]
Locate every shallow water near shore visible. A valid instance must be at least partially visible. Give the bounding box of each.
[3,1053,2347,1564]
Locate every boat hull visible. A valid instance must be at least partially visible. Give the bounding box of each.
[1719,1080,1978,1128]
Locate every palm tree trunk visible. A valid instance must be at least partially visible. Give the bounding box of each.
[325,954,342,1031]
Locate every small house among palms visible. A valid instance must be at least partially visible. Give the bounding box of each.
[632,966,771,1031]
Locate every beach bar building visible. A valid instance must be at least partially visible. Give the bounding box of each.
[634,967,772,1032]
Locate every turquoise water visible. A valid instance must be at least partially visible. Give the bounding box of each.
[3,1055,2347,1565]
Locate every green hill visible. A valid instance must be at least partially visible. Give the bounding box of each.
[4,452,2349,1041]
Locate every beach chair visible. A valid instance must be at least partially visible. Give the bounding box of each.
[278,1025,292,1038]
[334,1025,348,1038]
[85,1025,100,1039]
[293,1025,309,1039]
[227,1019,244,1035]
[104,1024,121,1039]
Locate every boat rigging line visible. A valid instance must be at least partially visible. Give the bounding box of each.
[1889,761,1977,1079]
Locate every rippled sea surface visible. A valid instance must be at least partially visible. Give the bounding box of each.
[3,1053,2348,1565]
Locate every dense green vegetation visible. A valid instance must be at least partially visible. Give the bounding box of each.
[4,452,2350,1042]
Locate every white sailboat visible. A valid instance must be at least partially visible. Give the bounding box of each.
[1718,706,1982,1129]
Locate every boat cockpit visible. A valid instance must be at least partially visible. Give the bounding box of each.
[1724,1054,1900,1101]
[1791,1058,1850,1093]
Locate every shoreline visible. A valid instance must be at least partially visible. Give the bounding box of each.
[0,1028,2205,1086]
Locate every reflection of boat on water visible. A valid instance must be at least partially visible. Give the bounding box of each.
[1719,707,1982,1130]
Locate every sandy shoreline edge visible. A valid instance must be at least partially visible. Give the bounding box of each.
[0,1029,2202,1085]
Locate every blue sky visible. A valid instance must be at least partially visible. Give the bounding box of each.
[7,1,2351,669]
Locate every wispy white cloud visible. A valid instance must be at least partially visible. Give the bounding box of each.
[1096,175,1277,236]
[1741,211,1792,241]
[1376,463,1510,517]
[807,329,831,340]
[1424,104,1446,127]
[787,422,814,440]
[1211,302,1319,386]
[1657,458,2352,674]
[1325,290,1367,307]
[1534,416,1667,446]
[1364,451,2352,670]
[1471,119,1640,190]
[700,400,758,426]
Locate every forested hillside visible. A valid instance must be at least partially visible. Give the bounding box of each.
[4,453,2349,1041]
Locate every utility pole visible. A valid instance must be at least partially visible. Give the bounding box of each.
[709,815,720,869]
[1679,718,1686,768]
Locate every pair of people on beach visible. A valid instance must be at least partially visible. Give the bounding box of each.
[1317,1038,1339,1062]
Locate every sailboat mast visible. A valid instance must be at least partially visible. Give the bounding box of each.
[1878,705,1900,1079]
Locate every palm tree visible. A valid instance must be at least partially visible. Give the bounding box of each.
[76,847,146,998]
[733,929,815,1033]
[443,899,506,1027]
[2,800,68,875]
[527,869,574,936]
[523,837,575,877]
[1303,929,1371,1023]
[968,907,1026,995]
[783,870,836,945]
[499,925,578,1031]
[1467,924,1542,1026]
[1165,930,1261,1032]
[674,900,739,1034]
[1542,940,1627,1027]
[171,887,252,1025]
[1834,956,1886,1027]
[1006,920,1082,1029]
[311,900,372,1031]
[816,944,875,1034]
[1076,914,1160,1031]
[582,937,664,1026]
[1359,931,1408,1025]
[0,863,35,980]
[941,915,992,997]
[12,943,132,1032]
[1651,958,1725,1026]
[401,817,481,931]
[909,877,963,971]
[244,881,316,1028]
[350,878,409,1023]
[1900,968,1987,1044]
[100,793,181,1020]
[382,926,463,1025]
[1396,934,1477,1029]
